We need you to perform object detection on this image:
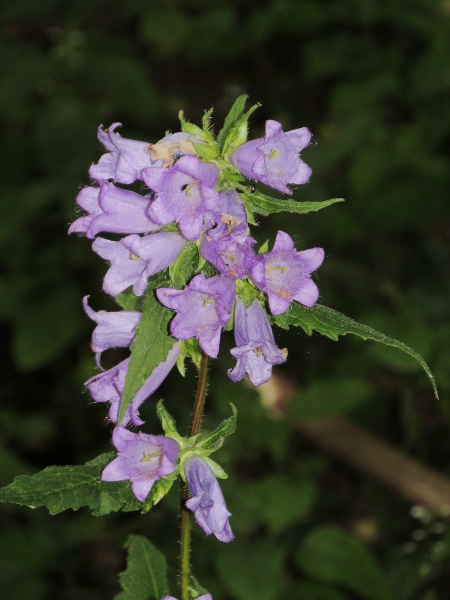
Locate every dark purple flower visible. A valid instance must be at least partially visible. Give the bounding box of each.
[86,343,180,427]
[143,155,220,241]
[156,274,235,358]
[93,232,187,297]
[229,120,312,194]
[69,182,158,239]
[102,427,179,502]
[250,231,324,315]
[83,296,141,366]
[228,298,287,386]
[184,455,234,543]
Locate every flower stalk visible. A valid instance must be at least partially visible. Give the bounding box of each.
[180,352,209,600]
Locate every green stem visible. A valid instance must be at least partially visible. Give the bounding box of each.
[180,352,209,600]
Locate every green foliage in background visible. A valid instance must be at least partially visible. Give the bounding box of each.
[0,0,449,599]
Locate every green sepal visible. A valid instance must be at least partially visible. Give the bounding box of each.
[244,191,345,217]
[156,400,184,445]
[219,166,245,189]
[179,109,216,146]
[197,403,237,451]
[202,456,228,479]
[179,339,202,369]
[192,140,219,161]
[114,288,143,311]
[236,279,257,307]
[142,472,178,512]
[190,576,210,600]
[258,239,269,254]
[274,303,438,399]
[169,242,198,288]
[222,102,262,155]
[216,94,248,150]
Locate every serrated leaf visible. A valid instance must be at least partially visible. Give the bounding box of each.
[0,453,141,516]
[274,304,438,399]
[222,103,261,155]
[296,526,393,600]
[217,94,248,150]
[168,242,198,288]
[192,140,219,160]
[179,110,215,145]
[197,403,237,450]
[115,535,170,600]
[119,290,176,423]
[245,192,344,216]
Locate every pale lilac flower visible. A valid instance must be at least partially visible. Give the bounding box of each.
[102,427,179,502]
[69,182,158,239]
[93,232,187,297]
[250,231,324,315]
[211,189,249,242]
[86,343,180,426]
[156,274,235,358]
[184,455,234,543]
[89,124,184,183]
[228,298,287,386]
[143,155,220,241]
[229,120,312,194]
[83,296,141,366]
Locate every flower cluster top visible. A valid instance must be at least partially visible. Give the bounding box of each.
[69,98,324,535]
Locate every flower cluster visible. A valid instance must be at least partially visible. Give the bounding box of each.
[69,107,324,543]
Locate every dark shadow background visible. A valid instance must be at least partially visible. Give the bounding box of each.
[0,0,449,599]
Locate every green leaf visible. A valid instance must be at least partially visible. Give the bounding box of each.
[274,304,438,399]
[179,110,215,145]
[168,243,198,288]
[119,290,176,423]
[202,457,228,479]
[0,453,141,516]
[142,473,177,512]
[190,575,209,599]
[245,192,344,216]
[296,526,393,600]
[156,400,183,443]
[197,403,237,451]
[115,535,170,600]
[192,140,219,160]
[216,94,248,150]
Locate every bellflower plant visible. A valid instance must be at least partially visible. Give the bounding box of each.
[0,95,437,600]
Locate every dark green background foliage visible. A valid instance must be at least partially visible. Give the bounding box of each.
[0,0,449,598]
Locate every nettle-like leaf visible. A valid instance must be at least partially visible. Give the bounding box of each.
[0,453,141,516]
[222,102,261,155]
[245,191,344,216]
[119,287,176,424]
[168,242,198,288]
[115,535,170,600]
[274,304,438,398]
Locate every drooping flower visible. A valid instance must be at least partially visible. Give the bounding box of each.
[184,455,234,543]
[229,120,312,194]
[89,123,195,184]
[93,232,187,297]
[143,155,220,241]
[200,230,257,279]
[83,296,141,366]
[250,231,324,315]
[228,298,287,386]
[86,343,181,427]
[102,428,179,502]
[211,189,249,242]
[69,182,158,239]
[156,274,235,358]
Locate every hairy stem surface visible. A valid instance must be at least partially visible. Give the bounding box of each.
[180,352,209,600]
